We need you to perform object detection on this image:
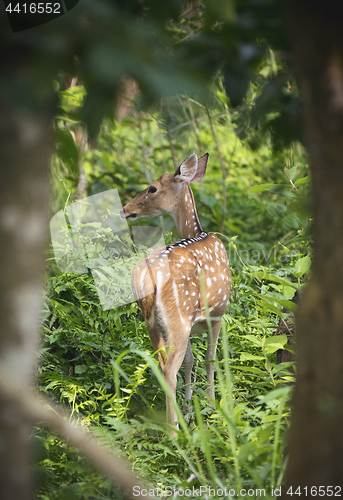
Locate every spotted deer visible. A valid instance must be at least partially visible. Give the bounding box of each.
[121,153,230,425]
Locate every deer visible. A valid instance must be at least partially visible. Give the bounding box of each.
[120,153,230,426]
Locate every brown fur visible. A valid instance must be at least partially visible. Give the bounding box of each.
[122,153,230,425]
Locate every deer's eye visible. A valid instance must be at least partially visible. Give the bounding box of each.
[148,185,157,193]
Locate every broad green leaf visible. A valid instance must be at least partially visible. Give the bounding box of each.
[259,296,283,317]
[294,255,311,277]
[284,166,297,180]
[239,353,264,361]
[230,365,265,375]
[263,335,288,354]
[294,176,310,186]
[254,271,297,289]
[284,285,296,300]
[258,386,292,404]
[243,335,262,347]
[75,365,87,374]
[250,183,277,193]
[261,294,297,312]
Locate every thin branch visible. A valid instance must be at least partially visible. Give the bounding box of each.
[144,111,227,164]
[206,107,227,232]
[74,127,88,200]
[0,370,152,500]
[187,96,204,189]
[139,119,152,183]
[139,119,165,232]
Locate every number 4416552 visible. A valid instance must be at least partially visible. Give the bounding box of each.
[287,486,341,496]
[5,3,61,14]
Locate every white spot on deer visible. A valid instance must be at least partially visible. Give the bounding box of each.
[205,265,209,270]
[183,301,186,306]
[185,291,189,295]
[213,277,217,281]
[221,274,225,280]
[207,278,211,286]
[216,260,220,265]
[191,292,196,296]
[210,267,214,272]
[156,271,163,288]
[218,289,222,294]
[177,264,181,268]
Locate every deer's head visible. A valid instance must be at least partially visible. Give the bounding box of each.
[121,153,209,220]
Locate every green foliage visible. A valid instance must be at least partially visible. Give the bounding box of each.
[36,240,311,498]
[3,0,298,145]
[40,70,312,498]
[34,273,288,497]
[2,0,314,497]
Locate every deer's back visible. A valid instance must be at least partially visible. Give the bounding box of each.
[132,232,230,326]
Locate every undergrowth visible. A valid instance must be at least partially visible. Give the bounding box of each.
[34,249,306,500]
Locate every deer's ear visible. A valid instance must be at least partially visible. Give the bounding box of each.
[191,153,209,182]
[174,153,198,182]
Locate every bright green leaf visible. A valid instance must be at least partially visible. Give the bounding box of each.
[294,176,310,186]
[250,183,277,193]
[294,255,311,277]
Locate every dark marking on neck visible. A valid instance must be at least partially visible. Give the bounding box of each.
[187,184,202,233]
[165,231,209,252]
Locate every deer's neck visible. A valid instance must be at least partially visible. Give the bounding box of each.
[174,185,203,239]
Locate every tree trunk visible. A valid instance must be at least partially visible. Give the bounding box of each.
[0,104,53,499]
[283,0,343,491]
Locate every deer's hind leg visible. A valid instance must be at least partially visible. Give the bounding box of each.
[145,316,166,368]
[161,324,191,425]
[205,320,222,408]
[182,339,194,413]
